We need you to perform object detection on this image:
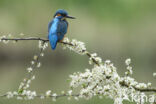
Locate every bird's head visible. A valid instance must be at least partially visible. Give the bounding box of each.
[54,9,75,20]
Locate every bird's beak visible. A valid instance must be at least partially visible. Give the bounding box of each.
[66,15,76,19]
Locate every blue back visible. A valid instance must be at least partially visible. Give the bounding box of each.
[48,18,68,40]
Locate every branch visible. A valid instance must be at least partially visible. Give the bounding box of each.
[18,41,45,94]
[1,37,48,42]
[120,81,156,92]
[0,36,156,103]
[0,93,79,99]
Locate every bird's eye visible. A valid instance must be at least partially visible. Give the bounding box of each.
[62,14,66,17]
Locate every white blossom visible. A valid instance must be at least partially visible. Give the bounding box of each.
[52,93,57,97]
[27,67,33,72]
[13,91,18,95]
[22,90,36,100]
[31,75,35,80]
[52,93,57,101]
[147,83,152,87]
[42,42,48,50]
[114,97,123,104]
[25,84,30,89]
[40,53,44,57]
[33,55,38,60]
[105,60,111,64]
[27,80,31,84]
[63,37,86,55]
[46,90,52,96]
[68,90,72,95]
[125,58,131,66]
[39,41,48,50]
[91,53,97,57]
[63,37,70,43]
[37,62,41,68]
[38,41,42,49]
[31,61,35,65]
[6,92,14,99]
[136,83,147,89]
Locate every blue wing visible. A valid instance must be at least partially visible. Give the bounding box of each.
[48,20,58,50]
[57,20,68,40]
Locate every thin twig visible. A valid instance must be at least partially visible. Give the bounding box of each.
[1,37,48,42]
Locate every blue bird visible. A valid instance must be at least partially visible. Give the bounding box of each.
[48,9,75,50]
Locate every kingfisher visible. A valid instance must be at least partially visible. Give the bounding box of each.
[48,9,75,50]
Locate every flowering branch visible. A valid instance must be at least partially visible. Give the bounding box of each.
[62,39,156,92]
[0,92,79,100]
[17,40,46,94]
[0,35,156,104]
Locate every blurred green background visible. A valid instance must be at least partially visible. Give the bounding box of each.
[0,0,156,104]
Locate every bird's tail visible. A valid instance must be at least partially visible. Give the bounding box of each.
[49,35,58,50]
